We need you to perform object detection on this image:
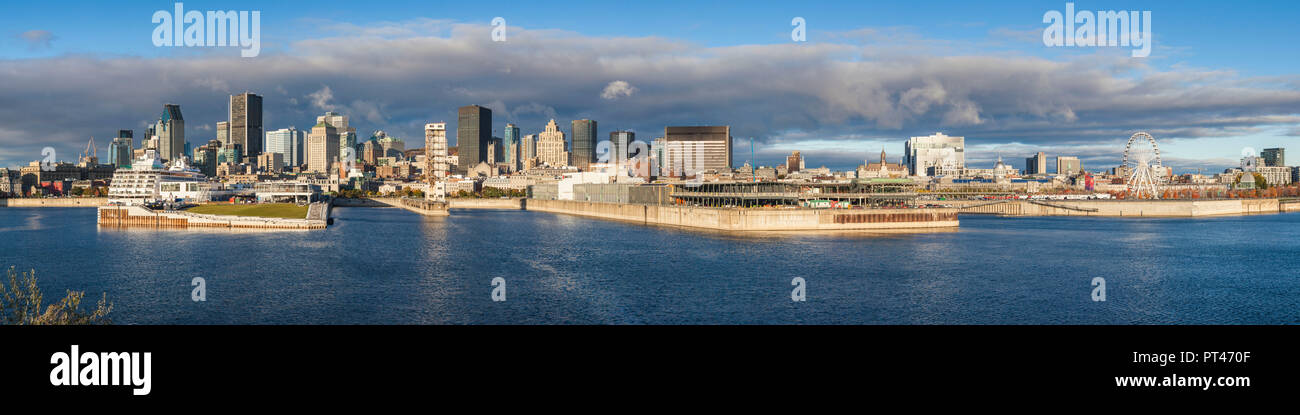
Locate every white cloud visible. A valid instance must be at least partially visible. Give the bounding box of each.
[307,86,336,111]
[0,21,1297,170]
[600,80,638,100]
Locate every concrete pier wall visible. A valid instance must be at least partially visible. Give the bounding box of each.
[1,197,107,207]
[97,205,328,229]
[330,197,519,211]
[526,199,959,231]
[448,198,523,210]
[954,199,1282,217]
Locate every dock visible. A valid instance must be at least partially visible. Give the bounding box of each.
[524,199,958,231]
[97,203,330,229]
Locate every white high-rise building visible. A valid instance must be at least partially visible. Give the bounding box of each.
[905,132,965,176]
[425,123,448,181]
[266,127,303,168]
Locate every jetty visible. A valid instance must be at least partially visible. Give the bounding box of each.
[97,202,330,229]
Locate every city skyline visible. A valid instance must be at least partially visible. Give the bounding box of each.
[1,1,1298,172]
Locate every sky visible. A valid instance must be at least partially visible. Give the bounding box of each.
[1,0,1297,172]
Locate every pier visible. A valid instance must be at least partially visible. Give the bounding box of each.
[97,203,329,229]
[525,199,958,231]
[953,199,1285,217]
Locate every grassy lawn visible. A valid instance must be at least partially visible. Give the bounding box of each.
[186,203,309,219]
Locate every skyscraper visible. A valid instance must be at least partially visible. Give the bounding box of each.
[266,127,303,168]
[156,104,185,161]
[503,123,520,172]
[216,121,230,147]
[537,119,568,167]
[193,139,220,177]
[786,151,804,173]
[425,122,448,181]
[307,120,339,173]
[1056,156,1081,175]
[457,105,492,173]
[610,130,635,172]
[521,134,537,169]
[1262,148,1285,167]
[1025,152,1047,175]
[571,119,597,170]
[316,111,356,160]
[523,134,537,159]
[904,132,964,176]
[107,130,134,167]
[663,126,731,177]
[230,92,263,159]
[652,137,665,176]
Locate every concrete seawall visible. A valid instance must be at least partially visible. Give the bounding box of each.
[953,199,1284,217]
[332,197,450,216]
[448,198,523,210]
[331,197,520,211]
[526,199,959,231]
[97,205,328,230]
[1,197,108,207]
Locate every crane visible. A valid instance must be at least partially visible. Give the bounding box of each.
[80,137,98,165]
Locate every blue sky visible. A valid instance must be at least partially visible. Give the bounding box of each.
[1,0,1297,171]
[5,0,1295,74]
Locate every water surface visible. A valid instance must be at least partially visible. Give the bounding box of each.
[1,206,1297,324]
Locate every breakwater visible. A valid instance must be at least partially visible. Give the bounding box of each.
[953,199,1287,217]
[525,199,958,231]
[331,197,449,216]
[448,198,523,210]
[1,197,108,207]
[96,204,329,229]
[330,197,518,212]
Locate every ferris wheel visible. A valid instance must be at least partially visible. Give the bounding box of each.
[1122,132,1163,198]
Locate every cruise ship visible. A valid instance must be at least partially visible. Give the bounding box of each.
[108,150,223,205]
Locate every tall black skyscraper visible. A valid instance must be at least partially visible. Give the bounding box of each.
[457,105,492,173]
[230,92,263,159]
[571,119,597,170]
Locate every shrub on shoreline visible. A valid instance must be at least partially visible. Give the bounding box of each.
[0,267,112,325]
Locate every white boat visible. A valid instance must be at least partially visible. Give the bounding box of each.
[108,150,224,205]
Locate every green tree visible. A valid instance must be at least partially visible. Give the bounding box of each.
[0,267,112,325]
[1254,173,1269,190]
